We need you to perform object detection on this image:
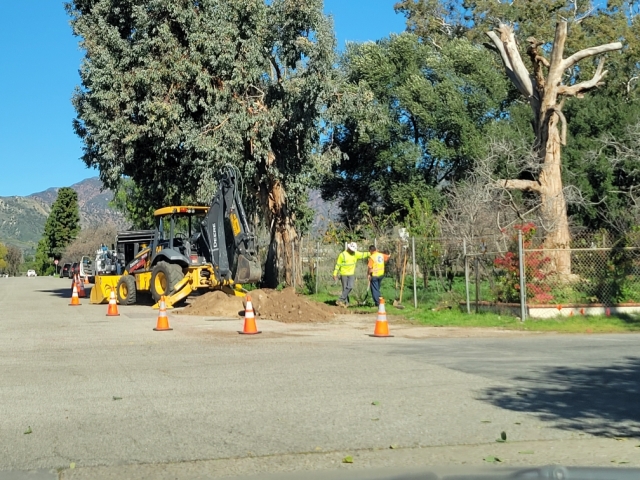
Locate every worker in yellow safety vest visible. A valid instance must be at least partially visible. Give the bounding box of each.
[333,242,370,307]
[367,245,390,307]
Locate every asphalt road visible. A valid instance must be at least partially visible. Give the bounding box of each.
[1,277,639,479]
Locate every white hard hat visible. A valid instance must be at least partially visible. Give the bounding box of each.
[347,242,358,251]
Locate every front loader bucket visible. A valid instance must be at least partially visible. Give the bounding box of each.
[90,275,121,304]
[235,254,262,284]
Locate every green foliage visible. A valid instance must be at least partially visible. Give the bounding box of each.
[0,243,7,272]
[4,245,22,276]
[323,33,510,225]
[396,1,640,234]
[67,0,340,254]
[404,195,441,288]
[34,187,80,275]
[109,178,155,229]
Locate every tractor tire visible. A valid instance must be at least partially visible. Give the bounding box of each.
[150,261,184,302]
[116,275,137,306]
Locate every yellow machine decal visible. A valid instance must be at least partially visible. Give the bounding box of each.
[230,213,241,236]
[136,271,152,291]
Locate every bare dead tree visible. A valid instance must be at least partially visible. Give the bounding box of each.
[485,21,622,275]
[62,225,118,263]
[441,172,521,254]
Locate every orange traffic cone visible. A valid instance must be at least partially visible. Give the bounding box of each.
[371,297,393,337]
[69,283,81,306]
[106,290,120,317]
[239,295,261,335]
[76,274,87,298]
[153,296,172,331]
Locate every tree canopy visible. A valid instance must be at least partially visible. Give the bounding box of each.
[34,187,80,275]
[392,0,640,236]
[322,33,510,225]
[67,0,341,285]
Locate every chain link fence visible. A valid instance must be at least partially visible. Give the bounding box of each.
[263,230,640,318]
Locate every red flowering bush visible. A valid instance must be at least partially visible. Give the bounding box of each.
[494,223,553,304]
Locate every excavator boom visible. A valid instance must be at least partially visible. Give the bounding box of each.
[199,167,261,284]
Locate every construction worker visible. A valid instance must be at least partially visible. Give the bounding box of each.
[368,245,390,307]
[333,242,370,307]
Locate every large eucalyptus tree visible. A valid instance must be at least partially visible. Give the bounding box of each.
[67,0,339,286]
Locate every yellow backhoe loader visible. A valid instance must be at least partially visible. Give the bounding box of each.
[90,167,261,307]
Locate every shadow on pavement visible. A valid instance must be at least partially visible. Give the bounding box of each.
[36,286,77,299]
[480,356,640,438]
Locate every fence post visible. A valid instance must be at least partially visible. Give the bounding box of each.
[464,239,470,314]
[518,229,527,322]
[315,241,319,295]
[412,237,417,308]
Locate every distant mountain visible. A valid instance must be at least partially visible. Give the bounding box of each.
[308,189,340,235]
[0,178,340,253]
[0,177,127,253]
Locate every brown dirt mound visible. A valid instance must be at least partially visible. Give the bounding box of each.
[179,290,245,318]
[180,287,338,323]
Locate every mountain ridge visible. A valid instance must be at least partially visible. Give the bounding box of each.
[0,177,127,252]
[0,178,339,253]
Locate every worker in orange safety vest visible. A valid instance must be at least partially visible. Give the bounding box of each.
[367,245,390,307]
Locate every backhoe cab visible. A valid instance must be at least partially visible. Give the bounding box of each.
[90,169,262,307]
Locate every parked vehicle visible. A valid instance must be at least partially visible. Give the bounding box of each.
[27,270,37,277]
[60,263,71,278]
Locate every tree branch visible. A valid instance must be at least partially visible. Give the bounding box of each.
[527,37,549,90]
[557,59,608,97]
[495,179,542,193]
[486,26,535,98]
[550,22,568,68]
[562,42,623,70]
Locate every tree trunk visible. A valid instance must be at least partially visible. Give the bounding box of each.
[258,153,302,288]
[537,113,572,275]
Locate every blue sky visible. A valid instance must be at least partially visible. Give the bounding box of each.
[0,1,405,197]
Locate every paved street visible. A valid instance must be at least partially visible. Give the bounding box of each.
[1,277,640,479]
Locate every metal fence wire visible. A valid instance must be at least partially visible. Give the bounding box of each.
[257,231,640,316]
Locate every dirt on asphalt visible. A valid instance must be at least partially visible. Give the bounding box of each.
[179,287,340,323]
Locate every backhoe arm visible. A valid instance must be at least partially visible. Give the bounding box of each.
[200,168,262,284]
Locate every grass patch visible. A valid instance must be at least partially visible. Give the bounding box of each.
[305,292,640,333]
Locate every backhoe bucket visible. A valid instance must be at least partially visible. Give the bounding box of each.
[235,254,261,284]
[90,275,121,304]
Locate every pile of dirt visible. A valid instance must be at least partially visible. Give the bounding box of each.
[180,287,339,323]
[179,290,245,318]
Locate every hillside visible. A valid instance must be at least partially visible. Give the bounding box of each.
[0,179,338,253]
[0,178,127,253]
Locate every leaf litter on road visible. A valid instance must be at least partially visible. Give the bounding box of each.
[342,456,354,464]
[371,401,380,406]
[519,450,534,455]
[483,456,501,463]
[24,426,32,435]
